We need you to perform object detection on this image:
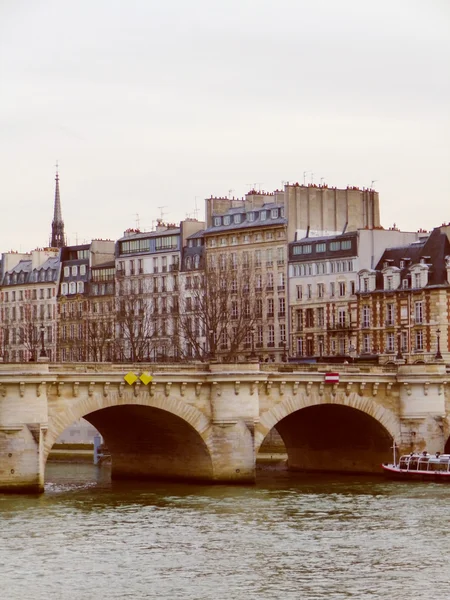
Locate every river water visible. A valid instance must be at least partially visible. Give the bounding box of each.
[1,463,449,600]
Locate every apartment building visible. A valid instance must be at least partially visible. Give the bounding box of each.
[57,241,115,361]
[115,220,204,361]
[288,228,420,360]
[203,192,287,361]
[357,226,450,363]
[0,248,60,361]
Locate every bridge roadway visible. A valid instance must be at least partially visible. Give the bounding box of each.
[1,360,449,493]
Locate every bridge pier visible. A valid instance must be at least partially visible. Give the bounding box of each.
[1,361,450,493]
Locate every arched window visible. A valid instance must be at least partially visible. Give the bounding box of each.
[194,255,200,268]
[77,281,84,294]
[186,256,192,270]
[69,282,76,295]
[64,267,70,277]
[61,283,68,295]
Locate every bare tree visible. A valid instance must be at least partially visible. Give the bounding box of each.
[17,305,41,361]
[116,292,158,362]
[84,318,115,362]
[178,255,261,362]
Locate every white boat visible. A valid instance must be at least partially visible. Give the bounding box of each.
[382,449,450,481]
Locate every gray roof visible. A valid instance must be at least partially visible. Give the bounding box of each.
[117,228,180,242]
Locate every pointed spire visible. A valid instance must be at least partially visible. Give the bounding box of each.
[50,161,66,248]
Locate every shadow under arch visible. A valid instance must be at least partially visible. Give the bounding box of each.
[45,395,214,483]
[256,394,400,474]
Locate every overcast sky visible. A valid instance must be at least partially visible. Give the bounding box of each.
[1,0,449,252]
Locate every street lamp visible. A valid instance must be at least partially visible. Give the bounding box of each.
[39,324,47,358]
[435,328,443,360]
[281,340,287,362]
[209,329,215,360]
[318,338,323,362]
[396,331,403,360]
[250,327,256,359]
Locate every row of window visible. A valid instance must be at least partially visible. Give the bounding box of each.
[361,272,425,292]
[2,325,53,345]
[61,281,84,295]
[4,269,56,285]
[211,247,285,267]
[117,256,179,276]
[119,235,179,256]
[208,229,285,247]
[2,288,53,302]
[291,260,354,277]
[292,333,424,357]
[1,304,53,321]
[63,265,87,278]
[296,281,355,300]
[361,301,423,326]
[292,239,352,255]
[212,207,284,228]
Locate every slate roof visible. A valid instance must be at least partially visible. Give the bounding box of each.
[204,203,286,234]
[374,228,450,287]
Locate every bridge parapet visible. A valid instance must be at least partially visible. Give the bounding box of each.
[1,361,449,493]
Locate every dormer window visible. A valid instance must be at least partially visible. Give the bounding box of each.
[271,208,278,218]
[402,279,408,289]
[233,214,241,224]
[260,211,267,221]
[400,260,405,268]
[414,273,421,288]
[223,216,231,226]
[213,217,221,226]
[64,266,70,277]
[363,278,369,292]
[248,212,255,222]
[386,276,393,290]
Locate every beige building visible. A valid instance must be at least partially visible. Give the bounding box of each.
[288,229,420,360]
[115,220,204,361]
[203,192,288,361]
[0,248,60,362]
[357,226,450,363]
[57,240,115,362]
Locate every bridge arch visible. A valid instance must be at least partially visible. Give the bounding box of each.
[255,392,400,474]
[45,390,214,482]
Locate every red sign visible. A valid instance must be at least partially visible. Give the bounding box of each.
[324,373,340,384]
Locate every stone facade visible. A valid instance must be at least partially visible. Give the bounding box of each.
[1,361,450,493]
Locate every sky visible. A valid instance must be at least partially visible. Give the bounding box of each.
[1,0,449,252]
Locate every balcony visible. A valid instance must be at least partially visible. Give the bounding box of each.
[327,322,354,331]
[169,264,179,272]
[385,320,395,327]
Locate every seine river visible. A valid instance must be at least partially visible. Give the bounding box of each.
[1,463,449,600]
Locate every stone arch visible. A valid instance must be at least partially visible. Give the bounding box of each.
[255,391,400,454]
[45,389,213,464]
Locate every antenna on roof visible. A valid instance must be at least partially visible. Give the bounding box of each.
[193,197,199,219]
[157,206,167,221]
[370,180,377,189]
[135,213,140,229]
[303,171,312,185]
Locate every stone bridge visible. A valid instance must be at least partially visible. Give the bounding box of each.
[1,360,449,493]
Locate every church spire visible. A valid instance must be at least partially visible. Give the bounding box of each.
[50,162,65,248]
